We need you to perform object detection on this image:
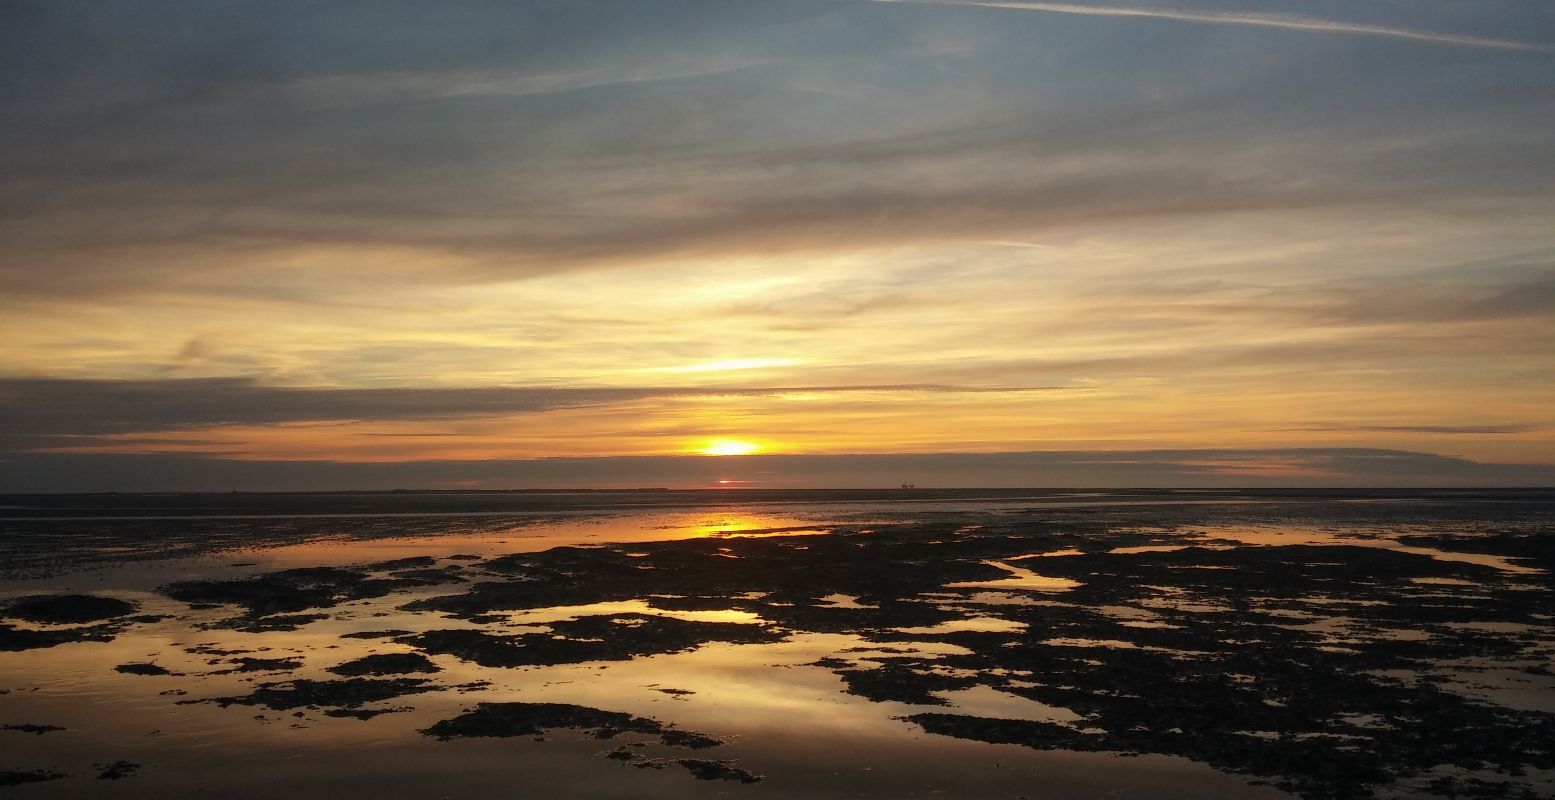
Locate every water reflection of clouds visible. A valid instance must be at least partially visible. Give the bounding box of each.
[943,560,1082,592]
[240,508,839,569]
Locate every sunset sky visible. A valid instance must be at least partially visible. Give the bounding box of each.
[2,1,1553,490]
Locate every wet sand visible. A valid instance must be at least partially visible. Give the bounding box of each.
[2,489,1553,798]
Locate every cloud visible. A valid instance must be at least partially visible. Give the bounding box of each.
[1,1,1550,300]
[0,377,1058,449]
[0,3,1550,474]
[3,448,1552,492]
[864,0,1555,53]
[1271,271,1555,340]
[1282,424,1543,435]
[175,336,212,363]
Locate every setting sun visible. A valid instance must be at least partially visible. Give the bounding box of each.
[700,438,761,456]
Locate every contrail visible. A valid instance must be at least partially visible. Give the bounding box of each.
[864,0,1553,53]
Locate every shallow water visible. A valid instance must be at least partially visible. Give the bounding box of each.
[3,489,1553,798]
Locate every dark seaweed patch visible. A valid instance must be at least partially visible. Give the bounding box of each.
[363,557,439,570]
[677,759,762,783]
[422,701,728,762]
[223,657,304,673]
[422,702,665,740]
[324,707,413,720]
[388,568,466,584]
[94,761,141,780]
[190,678,437,711]
[163,567,414,618]
[0,622,118,651]
[205,613,329,633]
[115,662,175,676]
[0,769,66,787]
[0,724,65,735]
[604,745,639,761]
[340,629,413,639]
[3,594,137,624]
[659,729,721,749]
[403,614,780,668]
[327,653,440,676]
[831,661,975,706]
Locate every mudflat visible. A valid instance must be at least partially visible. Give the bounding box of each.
[1,489,1552,798]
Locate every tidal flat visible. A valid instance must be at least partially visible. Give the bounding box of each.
[1,489,1553,799]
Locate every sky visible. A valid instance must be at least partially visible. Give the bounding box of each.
[1,0,1553,491]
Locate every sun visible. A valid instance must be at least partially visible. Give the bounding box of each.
[700,438,761,456]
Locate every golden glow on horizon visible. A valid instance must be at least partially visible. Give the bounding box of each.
[7,237,1553,471]
[700,438,762,456]
[27,385,1555,468]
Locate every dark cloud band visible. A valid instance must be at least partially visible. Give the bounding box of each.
[3,448,1552,493]
[0,377,1058,444]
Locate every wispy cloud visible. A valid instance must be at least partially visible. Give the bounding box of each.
[0,377,1059,448]
[865,0,1554,52]
[2,2,1548,303]
[1281,424,1544,435]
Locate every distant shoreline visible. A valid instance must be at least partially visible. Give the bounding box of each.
[4,486,1553,497]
